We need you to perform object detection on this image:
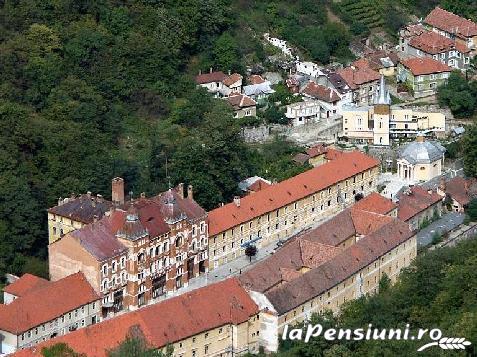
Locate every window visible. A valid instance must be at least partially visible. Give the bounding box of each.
[112,261,116,272]
[175,235,183,248]
[102,264,108,276]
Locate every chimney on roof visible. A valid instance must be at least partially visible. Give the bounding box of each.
[97,194,103,203]
[234,196,241,207]
[140,192,146,199]
[210,67,213,73]
[93,215,99,223]
[86,191,92,197]
[228,70,231,75]
[187,185,193,200]
[438,178,446,194]
[199,69,202,75]
[177,183,184,199]
[112,177,125,205]
[57,197,62,206]
[416,133,425,143]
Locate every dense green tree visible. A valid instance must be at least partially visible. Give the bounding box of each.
[41,343,86,357]
[462,124,477,177]
[437,71,477,118]
[213,32,242,72]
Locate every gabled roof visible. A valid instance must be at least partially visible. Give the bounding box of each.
[400,57,452,75]
[208,151,380,236]
[409,31,456,54]
[264,219,413,314]
[195,71,227,84]
[249,75,266,85]
[222,73,242,87]
[397,186,442,221]
[48,194,113,224]
[226,94,256,110]
[0,273,99,334]
[301,82,340,103]
[353,192,397,215]
[248,179,271,192]
[3,274,50,298]
[425,7,477,39]
[14,278,258,357]
[337,66,380,89]
[305,144,327,158]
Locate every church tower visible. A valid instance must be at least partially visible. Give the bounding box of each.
[372,75,391,145]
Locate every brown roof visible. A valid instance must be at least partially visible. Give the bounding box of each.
[337,66,380,89]
[0,273,99,334]
[239,239,340,293]
[222,73,242,87]
[208,151,380,236]
[401,24,427,39]
[301,82,340,103]
[248,179,271,192]
[353,192,397,215]
[445,177,477,206]
[15,278,258,357]
[67,186,206,262]
[3,274,50,297]
[292,153,310,165]
[226,94,256,110]
[249,75,265,85]
[409,31,456,54]
[305,144,327,158]
[195,71,227,85]
[400,57,452,75]
[425,7,477,39]
[48,194,113,224]
[265,219,414,314]
[397,186,442,221]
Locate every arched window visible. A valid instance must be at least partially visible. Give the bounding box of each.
[111,261,116,272]
[138,252,145,262]
[175,235,183,248]
[102,264,108,276]
[155,246,160,256]
[102,279,109,291]
[120,257,126,268]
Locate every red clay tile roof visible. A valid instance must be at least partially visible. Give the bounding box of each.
[397,186,442,221]
[67,187,206,262]
[401,24,427,39]
[15,278,258,357]
[239,240,340,293]
[195,71,227,85]
[400,57,452,75]
[48,194,113,224]
[444,177,477,206]
[226,94,256,110]
[353,192,397,215]
[305,144,327,158]
[425,7,477,39]
[208,151,379,236]
[222,73,242,87]
[337,66,380,89]
[265,219,413,314]
[0,273,99,334]
[301,82,340,103]
[409,31,455,54]
[3,274,50,297]
[248,178,271,192]
[249,75,265,85]
[324,148,345,161]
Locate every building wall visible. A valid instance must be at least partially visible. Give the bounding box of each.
[397,158,443,182]
[1,301,100,354]
[397,64,450,98]
[407,201,443,231]
[158,316,260,357]
[234,106,257,119]
[209,167,379,270]
[275,234,417,336]
[48,212,85,244]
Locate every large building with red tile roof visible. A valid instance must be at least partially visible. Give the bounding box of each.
[397,57,451,98]
[337,65,380,105]
[239,193,416,351]
[49,184,208,316]
[208,150,380,270]
[12,278,262,357]
[424,7,477,50]
[0,272,100,355]
[397,186,443,230]
[2,274,49,304]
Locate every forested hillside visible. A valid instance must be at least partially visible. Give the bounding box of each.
[275,238,477,356]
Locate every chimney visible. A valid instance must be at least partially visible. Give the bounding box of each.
[86,191,92,197]
[140,192,146,199]
[439,178,446,193]
[97,194,103,203]
[187,185,193,200]
[210,67,213,73]
[228,70,231,75]
[112,177,125,205]
[177,183,184,199]
[199,69,202,75]
[93,215,99,223]
[416,134,425,143]
[58,197,62,206]
[234,196,241,207]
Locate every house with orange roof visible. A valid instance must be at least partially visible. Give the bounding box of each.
[207,150,380,270]
[424,7,477,54]
[239,192,416,351]
[49,184,208,317]
[195,69,243,97]
[337,65,380,105]
[12,278,263,357]
[398,55,452,98]
[0,272,100,355]
[226,93,257,118]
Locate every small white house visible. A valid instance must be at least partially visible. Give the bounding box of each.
[285,101,321,126]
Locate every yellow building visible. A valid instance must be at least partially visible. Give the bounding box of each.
[342,76,446,146]
[396,135,446,182]
[239,193,416,352]
[207,150,380,270]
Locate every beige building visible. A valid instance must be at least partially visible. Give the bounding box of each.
[239,193,416,351]
[207,150,380,270]
[396,136,446,182]
[16,278,264,357]
[343,76,446,145]
[0,273,100,355]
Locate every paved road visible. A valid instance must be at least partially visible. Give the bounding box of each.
[416,212,464,247]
